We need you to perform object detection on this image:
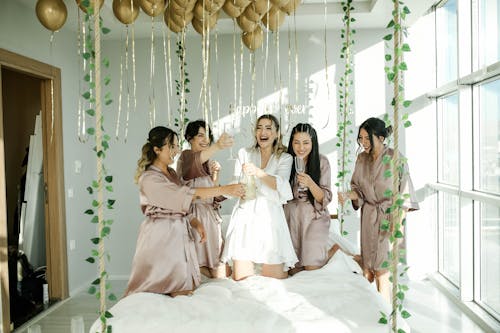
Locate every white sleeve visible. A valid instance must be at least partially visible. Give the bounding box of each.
[258,153,293,204]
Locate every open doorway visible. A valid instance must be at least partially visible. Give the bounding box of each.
[0,49,68,332]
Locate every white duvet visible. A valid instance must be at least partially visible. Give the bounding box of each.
[90,251,409,333]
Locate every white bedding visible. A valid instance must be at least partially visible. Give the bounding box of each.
[90,252,409,333]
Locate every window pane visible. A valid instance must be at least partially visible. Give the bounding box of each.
[479,0,500,67]
[480,203,500,317]
[440,192,460,286]
[478,79,500,194]
[436,0,458,86]
[438,94,459,185]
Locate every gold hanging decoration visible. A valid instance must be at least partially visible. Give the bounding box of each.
[36,0,67,32]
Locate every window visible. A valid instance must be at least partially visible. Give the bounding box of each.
[479,0,500,67]
[439,192,460,286]
[479,202,500,317]
[430,0,500,325]
[437,94,459,186]
[436,0,458,86]
[477,79,500,194]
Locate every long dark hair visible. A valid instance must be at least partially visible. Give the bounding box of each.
[184,119,214,144]
[253,114,287,157]
[287,123,320,205]
[134,126,178,183]
[357,117,393,156]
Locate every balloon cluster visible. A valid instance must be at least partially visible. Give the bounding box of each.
[35,0,302,50]
[165,0,302,50]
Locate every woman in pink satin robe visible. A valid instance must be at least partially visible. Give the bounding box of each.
[176,120,233,279]
[338,117,419,303]
[124,126,245,297]
[284,123,339,275]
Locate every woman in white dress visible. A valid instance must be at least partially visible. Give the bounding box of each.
[222,114,298,280]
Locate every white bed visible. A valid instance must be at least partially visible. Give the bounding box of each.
[90,250,409,333]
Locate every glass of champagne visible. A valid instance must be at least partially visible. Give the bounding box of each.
[224,122,237,161]
[295,156,307,192]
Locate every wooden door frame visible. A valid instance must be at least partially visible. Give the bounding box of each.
[0,48,68,332]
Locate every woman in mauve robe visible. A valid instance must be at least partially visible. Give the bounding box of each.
[339,117,419,303]
[284,123,339,274]
[176,120,234,278]
[125,126,244,297]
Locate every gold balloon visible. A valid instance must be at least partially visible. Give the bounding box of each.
[280,0,300,15]
[262,6,285,31]
[113,0,140,24]
[270,0,289,8]
[253,0,271,15]
[237,14,258,33]
[140,0,166,17]
[169,9,193,27]
[203,0,224,14]
[164,10,183,32]
[191,10,218,34]
[76,0,105,13]
[242,25,263,51]
[172,0,197,11]
[36,0,67,32]
[191,17,204,35]
[193,1,206,21]
[170,0,196,15]
[243,4,263,22]
[232,0,251,8]
[222,0,244,18]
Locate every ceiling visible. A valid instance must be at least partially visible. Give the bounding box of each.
[22,0,437,39]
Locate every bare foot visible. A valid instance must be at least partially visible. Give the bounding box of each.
[225,263,232,277]
[169,290,193,297]
[353,255,362,268]
[210,263,233,279]
[200,266,212,278]
[288,266,304,276]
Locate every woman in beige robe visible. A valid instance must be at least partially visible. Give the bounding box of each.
[284,123,339,274]
[124,126,244,297]
[176,120,233,278]
[338,117,419,303]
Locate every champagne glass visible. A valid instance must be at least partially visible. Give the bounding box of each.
[294,156,307,192]
[224,122,237,160]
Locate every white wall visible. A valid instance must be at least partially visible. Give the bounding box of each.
[1,0,438,295]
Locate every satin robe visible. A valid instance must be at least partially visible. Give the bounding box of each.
[350,146,419,271]
[124,165,200,296]
[177,150,226,270]
[284,154,333,268]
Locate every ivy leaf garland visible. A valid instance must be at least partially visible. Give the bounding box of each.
[80,1,116,332]
[174,31,190,146]
[336,0,356,236]
[379,1,413,332]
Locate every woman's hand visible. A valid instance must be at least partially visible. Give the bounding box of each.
[190,218,206,243]
[296,172,313,189]
[242,162,265,178]
[223,183,246,198]
[209,160,221,184]
[216,133,234,150]
[209,160,221,175]
[337,191,359,205]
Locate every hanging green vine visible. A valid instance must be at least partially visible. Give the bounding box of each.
[379,0,412,332]
[174,29,190,145]
[336,0,355,236]
[80,1,116,332]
